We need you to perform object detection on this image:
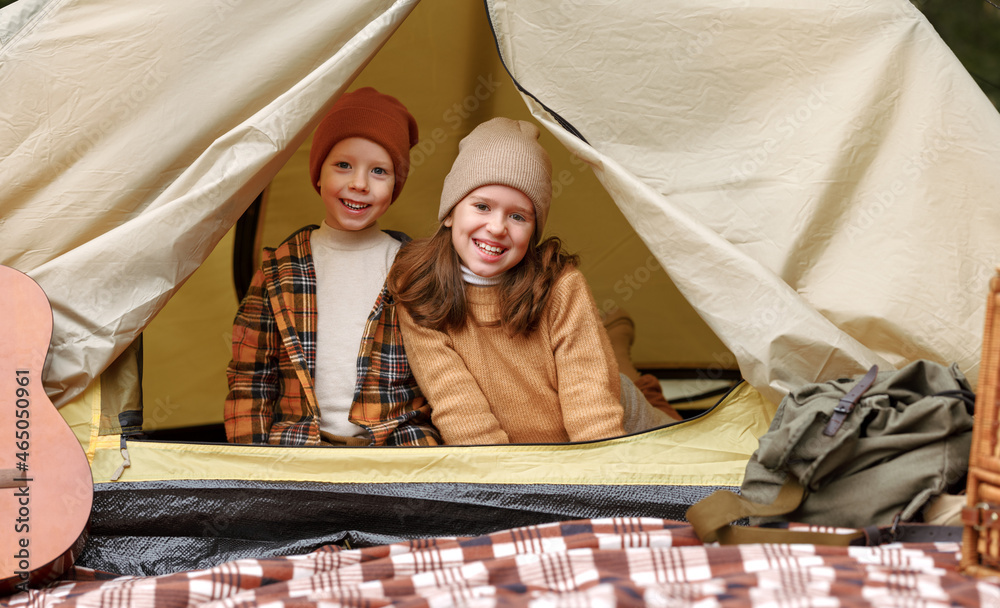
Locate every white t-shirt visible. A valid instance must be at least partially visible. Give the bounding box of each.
[311,221,401,438]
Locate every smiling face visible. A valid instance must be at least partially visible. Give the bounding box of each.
[317,137,395,231]
[444,184,536,278]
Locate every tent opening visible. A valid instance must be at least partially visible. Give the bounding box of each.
[136,0,735,439]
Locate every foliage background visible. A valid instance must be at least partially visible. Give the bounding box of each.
[916,0,1000,109]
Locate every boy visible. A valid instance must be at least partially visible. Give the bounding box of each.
[225,87,440,446]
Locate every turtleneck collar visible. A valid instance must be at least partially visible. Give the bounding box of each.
[313,221,384,251]
[460,264,502,286]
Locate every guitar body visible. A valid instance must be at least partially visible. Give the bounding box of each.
[0,266,93,594]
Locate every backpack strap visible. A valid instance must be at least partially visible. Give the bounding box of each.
[687,479,963,546]
[823,364,878,436]
[686,479,866,546]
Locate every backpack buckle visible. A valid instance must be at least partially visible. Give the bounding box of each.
[823,365,879,436]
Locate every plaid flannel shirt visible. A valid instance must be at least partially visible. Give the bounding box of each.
[224,226,440,446]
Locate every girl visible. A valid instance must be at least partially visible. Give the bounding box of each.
[388,117,675,445]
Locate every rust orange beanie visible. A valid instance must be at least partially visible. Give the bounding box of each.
[309,87,419,203]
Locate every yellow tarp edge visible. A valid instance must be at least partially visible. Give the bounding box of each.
[89,383,776,487]
[57,378,101,460]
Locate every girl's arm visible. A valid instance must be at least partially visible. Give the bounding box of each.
[548,269,627,441]
[397,306,510,445]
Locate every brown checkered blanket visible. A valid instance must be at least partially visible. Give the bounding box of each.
[3,518,996,607]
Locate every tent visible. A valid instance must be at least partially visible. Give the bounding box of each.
[2,0,999,577]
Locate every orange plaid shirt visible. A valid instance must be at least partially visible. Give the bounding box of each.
[224,226,440,446]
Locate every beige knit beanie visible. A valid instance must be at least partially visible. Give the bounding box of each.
[438,117,552,237]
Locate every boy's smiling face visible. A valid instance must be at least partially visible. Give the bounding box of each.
[317,137,395,231]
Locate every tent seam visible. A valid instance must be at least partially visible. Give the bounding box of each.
[0,0,61,54]
[481,0,588,144]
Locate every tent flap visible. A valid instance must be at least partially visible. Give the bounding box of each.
[0,0,419,405]
[487,0,1000,404]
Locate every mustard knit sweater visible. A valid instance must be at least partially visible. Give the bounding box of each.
[398,267,626,444]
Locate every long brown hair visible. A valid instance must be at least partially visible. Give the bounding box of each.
[388,226,579,337]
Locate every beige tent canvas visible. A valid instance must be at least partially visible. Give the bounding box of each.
[1,0,998,576]
[3,0,996,418]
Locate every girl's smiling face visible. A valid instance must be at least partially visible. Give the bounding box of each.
[445,185,536,278]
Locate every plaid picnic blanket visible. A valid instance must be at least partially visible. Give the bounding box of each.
[3,518,997,607]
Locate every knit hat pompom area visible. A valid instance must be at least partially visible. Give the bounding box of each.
[438,117,553,237]
[308,87,419,203]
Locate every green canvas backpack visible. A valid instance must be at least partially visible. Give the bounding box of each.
[688,360,974,545]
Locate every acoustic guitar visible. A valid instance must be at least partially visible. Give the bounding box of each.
[0,265,93,594]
